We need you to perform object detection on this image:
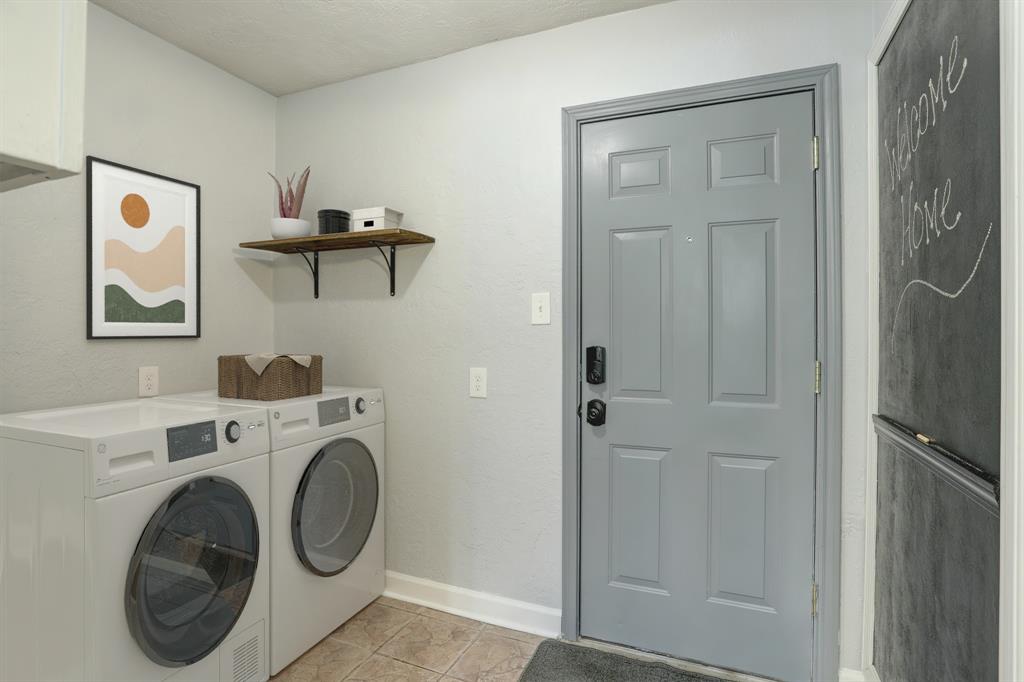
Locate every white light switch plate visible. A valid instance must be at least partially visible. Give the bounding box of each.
[139,366,159,397]
[469,367,487,398]
[531,292,551,325]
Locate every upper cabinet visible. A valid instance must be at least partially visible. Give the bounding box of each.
[0,0,86,192]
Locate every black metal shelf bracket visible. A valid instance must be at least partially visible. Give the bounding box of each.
[294,243,397,299]
[298,249,320,299]
[372,242,397,296]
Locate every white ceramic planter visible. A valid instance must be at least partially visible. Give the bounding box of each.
[271,217,312,239]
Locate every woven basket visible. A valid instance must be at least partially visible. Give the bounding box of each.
[218,355,323,401]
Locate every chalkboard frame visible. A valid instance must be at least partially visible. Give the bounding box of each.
[866,5,915,669]
[867,0,1008,678]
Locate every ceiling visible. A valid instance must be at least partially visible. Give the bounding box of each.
[91,0,670,96]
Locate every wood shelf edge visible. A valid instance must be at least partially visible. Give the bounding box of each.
[238,228,435,254]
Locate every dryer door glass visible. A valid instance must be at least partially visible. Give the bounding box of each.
[292,438,379,576]
[125,476,259,667]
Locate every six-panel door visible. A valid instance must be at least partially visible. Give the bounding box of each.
[579,91,817,681]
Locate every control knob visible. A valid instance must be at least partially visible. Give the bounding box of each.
[225,420,241,443]
[355,397,367,414]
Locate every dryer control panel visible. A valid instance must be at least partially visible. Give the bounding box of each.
[317,396,350,426]
[266,388,385,449]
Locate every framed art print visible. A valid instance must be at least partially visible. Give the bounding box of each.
[87,157,200,338]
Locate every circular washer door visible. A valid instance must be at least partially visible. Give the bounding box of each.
[124,476,259,668]
[292,438,379,577]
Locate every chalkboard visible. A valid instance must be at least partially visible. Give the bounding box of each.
[877,0,1001,475]
[873,430,999,682]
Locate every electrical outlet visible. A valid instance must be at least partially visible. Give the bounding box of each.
[139,366,159,397]
[531,292,551,325]
[469,367,487,398]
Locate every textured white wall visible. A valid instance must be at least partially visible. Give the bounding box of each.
[274,0,884,668]
[0,5,276,413]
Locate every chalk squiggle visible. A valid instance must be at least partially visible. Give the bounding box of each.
[890,222,993,354]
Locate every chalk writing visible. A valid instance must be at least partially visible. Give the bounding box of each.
[900,177,962,265]
[890,222,993,353]
[881,29,993,355]
[884,35,968,195]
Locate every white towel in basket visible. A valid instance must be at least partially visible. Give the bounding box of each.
[244,353,313,376]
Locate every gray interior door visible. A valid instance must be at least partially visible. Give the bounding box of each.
[579,91,817,681]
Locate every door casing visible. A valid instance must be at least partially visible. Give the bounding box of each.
[561,64,843,682]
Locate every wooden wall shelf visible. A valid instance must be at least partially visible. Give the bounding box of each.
[238,228,435,298]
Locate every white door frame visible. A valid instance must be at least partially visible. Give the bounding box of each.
[863,2,1024,679]
[561,64,843,682]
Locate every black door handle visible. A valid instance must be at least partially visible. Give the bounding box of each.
[586,399,606,426]
[586,346,606,384]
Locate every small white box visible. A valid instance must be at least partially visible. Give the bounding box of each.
[351,206,403,231]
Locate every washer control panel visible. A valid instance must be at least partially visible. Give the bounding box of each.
[88,404,269,499]
[165,415,266,462]
[216,415,265,446]
[166,420,218,462]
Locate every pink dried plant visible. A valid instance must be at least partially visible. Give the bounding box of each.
[268,166,310,218]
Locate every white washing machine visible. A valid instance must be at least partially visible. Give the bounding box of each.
[163,387,385,675]
[0,398,271,682]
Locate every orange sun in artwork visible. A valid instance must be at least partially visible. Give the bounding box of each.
[120,193,150,228]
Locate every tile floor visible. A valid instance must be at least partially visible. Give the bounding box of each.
[271,596,543,682]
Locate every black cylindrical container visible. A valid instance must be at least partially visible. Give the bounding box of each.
[318,209,351,234]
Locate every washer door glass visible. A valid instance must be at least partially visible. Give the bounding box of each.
[292,438,379,576]
[124,476,259,668]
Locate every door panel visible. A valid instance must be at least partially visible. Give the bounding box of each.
[579,92,816,681]
[707,452,778,610]
[708,133,779,189]
[709,219,777,404]
[609,445,669,591]
[610,227,673,397]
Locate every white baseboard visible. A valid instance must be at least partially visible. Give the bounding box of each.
[384,570,561,638]
[839,665,881,682]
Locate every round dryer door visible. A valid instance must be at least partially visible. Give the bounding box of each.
[125,476,259,667]
[292,438,379,576]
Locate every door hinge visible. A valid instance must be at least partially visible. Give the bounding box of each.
[811,583,819,616]
[814,361,822,394]
[812,136,820,170]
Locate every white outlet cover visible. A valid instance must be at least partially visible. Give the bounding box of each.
[469,367,487,398]
[531,292,551,325]
[138,366,159,397]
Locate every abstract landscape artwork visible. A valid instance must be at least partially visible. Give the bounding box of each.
[87,157,199,338]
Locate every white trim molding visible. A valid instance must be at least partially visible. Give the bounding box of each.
[384,571,561,638]
[839,665,881,682]
[999,1,1024,680]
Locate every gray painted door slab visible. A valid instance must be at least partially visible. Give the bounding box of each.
[579,92,817,682]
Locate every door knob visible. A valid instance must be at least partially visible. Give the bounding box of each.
[586,399,606,426]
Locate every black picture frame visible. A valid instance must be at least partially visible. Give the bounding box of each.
[86,156,201,339]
